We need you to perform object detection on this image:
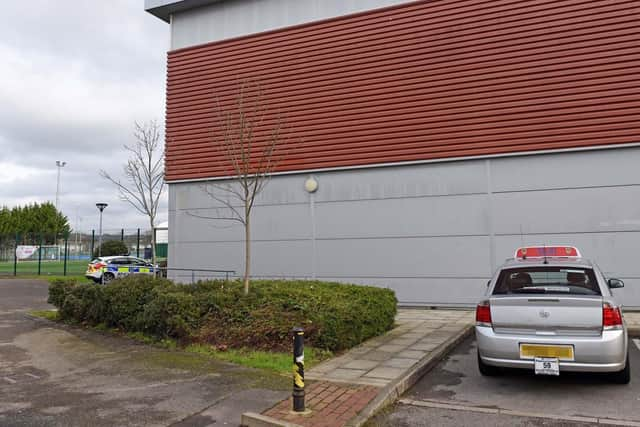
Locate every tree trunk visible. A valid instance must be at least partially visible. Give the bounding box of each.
[243,213,251,295]
[150,218,157,267]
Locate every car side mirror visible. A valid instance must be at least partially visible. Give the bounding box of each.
[608,278,624,289]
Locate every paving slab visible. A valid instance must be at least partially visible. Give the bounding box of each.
[364,366,406,380]
[342,360,379,370]
[358,351,394,362]
[395,350,427,359]
[381,358,419,369]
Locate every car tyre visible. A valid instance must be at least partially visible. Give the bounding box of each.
[610,354,630,384]
[478,352,501,376]
[102,272,115,284]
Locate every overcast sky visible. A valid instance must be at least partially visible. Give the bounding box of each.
[0,1,169,232]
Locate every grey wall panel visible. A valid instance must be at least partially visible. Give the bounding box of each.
[318,277,488,306]
[491,147,640,193]
[169,147,640,307]
[170,240,313,280]
[170,0,414,49]
[306,160,488,203]
[171,158,488,208]
[314,194,489,239]
[492,186,640,236]
[315,236,490,278]
[173,204,312,242]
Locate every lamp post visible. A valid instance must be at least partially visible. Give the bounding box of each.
[55,161,66,210]
[96,203,108,257]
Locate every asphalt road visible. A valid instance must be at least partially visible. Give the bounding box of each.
[371,335,640,427]
[0,279,288,426]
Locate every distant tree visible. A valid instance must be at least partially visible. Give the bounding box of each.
[0,202,69,243]
[93,240,129,258]
[100,121,165,266]
[189,82,288,295]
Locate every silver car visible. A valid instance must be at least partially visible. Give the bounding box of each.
[476,246,629,383]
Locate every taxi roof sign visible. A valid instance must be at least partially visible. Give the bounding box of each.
[515,246,581,259]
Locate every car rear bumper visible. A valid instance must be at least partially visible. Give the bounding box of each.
[476,325,627,372]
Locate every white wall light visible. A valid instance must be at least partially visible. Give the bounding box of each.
[304,176,319,193]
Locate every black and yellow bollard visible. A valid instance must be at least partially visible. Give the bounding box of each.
[292,327,305,412]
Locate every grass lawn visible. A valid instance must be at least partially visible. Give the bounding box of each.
[185,344,332,374]
[28,310,333,375]
[29,310,59,321]
[0,260,89,277]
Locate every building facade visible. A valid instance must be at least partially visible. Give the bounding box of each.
[147,0,640,307]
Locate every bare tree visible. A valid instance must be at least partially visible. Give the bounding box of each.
[100,120,165,266]
[188,82,286,295]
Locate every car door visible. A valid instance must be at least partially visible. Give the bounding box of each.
[132,258,153,276]
[113,258,133,278]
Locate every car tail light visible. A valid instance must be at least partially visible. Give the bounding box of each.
[603,303,623,329]
[476,300,492,326]
[94,262,106,270]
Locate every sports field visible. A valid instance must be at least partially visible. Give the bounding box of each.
[0,260,89,276]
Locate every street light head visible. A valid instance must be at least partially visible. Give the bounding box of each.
[96,203,108,212]
[56,161,66,167]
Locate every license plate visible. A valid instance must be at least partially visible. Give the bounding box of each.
[520,344,574,361]
[534,357,559,376]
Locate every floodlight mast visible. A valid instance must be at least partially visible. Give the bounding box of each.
[96,203,108,257]
[55,161,66,210]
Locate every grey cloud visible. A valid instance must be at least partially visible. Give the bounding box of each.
[0,1,169,231]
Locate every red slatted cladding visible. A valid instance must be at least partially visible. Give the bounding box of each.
[165,0,639,181]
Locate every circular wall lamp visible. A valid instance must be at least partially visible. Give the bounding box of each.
[304,177,319,193]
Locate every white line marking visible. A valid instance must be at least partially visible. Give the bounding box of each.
[3,377,16,384]
[24,373,40,379]
[633,338,640,352]
[399,398,640,426]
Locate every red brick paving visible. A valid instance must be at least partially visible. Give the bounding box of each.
[263,381,380,427]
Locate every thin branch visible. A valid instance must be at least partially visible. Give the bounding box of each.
[185,210,245,224]
[100,119,166,263]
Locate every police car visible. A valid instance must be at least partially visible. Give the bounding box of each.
[476,246,630,383]
[85,256,158,284]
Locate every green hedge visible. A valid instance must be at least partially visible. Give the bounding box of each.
[48,276,397,352]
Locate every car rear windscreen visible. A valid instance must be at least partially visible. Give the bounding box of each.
[493,267,600,296]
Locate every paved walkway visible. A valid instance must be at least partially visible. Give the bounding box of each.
[243,309,475,427]
[307,309,474,387]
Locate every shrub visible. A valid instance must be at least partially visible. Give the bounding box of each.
[60,284,107,324]
[141,288,199,338]
[102,275,173,331]
[48,278,78,307]
[93,240,129,258]
[193,280,397,352]
[48,277,397,352]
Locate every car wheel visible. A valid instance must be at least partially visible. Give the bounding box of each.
[478,352,501,376]
[610,354,630,384]
[102,273,115,284]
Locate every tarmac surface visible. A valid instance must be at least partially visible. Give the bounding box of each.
[0,279,288,427]
[370,335,640,426]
